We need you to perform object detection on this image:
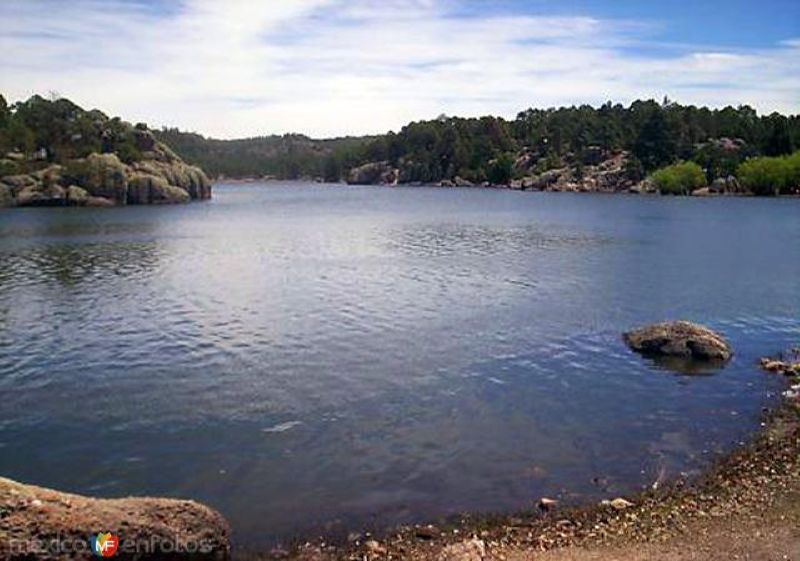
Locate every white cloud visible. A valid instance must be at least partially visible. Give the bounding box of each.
[0,0,798,138]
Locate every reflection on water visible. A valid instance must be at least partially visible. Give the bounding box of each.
[0,184,798,546]
[387,224,611,257]
[646,355,730,376]
[0,243,162,288]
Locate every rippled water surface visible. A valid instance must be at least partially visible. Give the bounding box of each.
[0,183,798,546]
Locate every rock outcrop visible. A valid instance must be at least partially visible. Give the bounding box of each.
[709,175,744,194]
[346,161,399,185]
[0,130,211,208]
[0,476,230,560]
[514,150,645,193]
[624,321,732,361]
[436,149,652,193]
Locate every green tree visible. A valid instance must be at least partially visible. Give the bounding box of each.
[322,155,342,182]
[763,114,794,156]
[6,118,35,155]
[487,153,514,185]
[737,152,798,195]
[0,94,9,128]
[633,109,676,171]
[649,161,706,195]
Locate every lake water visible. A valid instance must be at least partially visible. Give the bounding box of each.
[0,183,798,547]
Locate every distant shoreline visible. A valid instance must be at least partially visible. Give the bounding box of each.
[212,177,800,198]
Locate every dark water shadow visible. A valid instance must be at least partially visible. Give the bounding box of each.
[645,354,730,376]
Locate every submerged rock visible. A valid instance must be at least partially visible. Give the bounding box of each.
[0,476,230,560]
[624,321,732,361]
[760,357,800,376]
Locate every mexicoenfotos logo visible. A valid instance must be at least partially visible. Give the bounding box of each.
[89,533,119,558]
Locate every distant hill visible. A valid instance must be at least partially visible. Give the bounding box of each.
[153,129,374,181]
[0,94,211,207]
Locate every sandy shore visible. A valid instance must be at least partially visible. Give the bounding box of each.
[249,374,799,561]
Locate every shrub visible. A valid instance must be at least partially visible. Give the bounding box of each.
[788,152,800,189]
[0,159,19,176]
[737,151,800,195]
[649,161,706,195]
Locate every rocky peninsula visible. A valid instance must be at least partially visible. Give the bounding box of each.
[0,95,211,208]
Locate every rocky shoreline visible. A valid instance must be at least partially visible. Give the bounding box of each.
[2,341,797,561]
[246,341,799,561]
[343,150,759,196]
[250,385,799,561]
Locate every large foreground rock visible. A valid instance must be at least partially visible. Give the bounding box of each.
[624,321,732,361]
[0,477,230,560]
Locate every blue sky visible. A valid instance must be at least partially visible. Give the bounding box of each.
[486,0,800,48]
[1,0,798,138]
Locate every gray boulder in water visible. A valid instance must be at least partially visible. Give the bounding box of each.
[623,320,732,361]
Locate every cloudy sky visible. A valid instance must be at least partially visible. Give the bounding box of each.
[1,0,798,139]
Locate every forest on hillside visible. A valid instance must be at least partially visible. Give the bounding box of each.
[153,129,372,181]
[154,99,799,186]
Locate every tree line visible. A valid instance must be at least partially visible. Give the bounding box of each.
[153,98,800,188]
[153,129,370,181]
[2,94,799,194]
[0,94,151,177]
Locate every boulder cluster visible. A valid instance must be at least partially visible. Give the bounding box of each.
[345,150,654,193]
[689,175,746,197]
[346,161,399,185]
[507,150,646,193]
[0,131,211,208]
